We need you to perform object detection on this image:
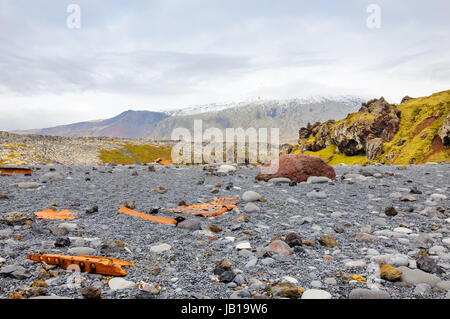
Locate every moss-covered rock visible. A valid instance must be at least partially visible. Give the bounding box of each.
[295,90,450,165]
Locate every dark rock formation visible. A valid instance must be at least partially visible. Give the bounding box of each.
[438,114,450,146]
[298,97,401,157]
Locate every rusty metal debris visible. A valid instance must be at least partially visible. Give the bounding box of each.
[154,158,172,166]
[0,167,33,176]
[27,254,133,276]
[34,209,78,220]
[118,206,178,225]
[166,197,239,218]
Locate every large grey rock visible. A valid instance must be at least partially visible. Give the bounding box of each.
[306,190,327,199]
[108,278,136,290]
[150,243,172,253]
[244,203,260,213]
[39,172,63,183]
[307,176,331,184]
[398,266,442,287]
[0,265,31,279]
[67,247,96,256]
[371,254,409,267]
[1,212,31,226]
[242,191,261,202]
[349,288,390,299]
[177,219,202,231]
[301,289,332,299]
[18,182,41,189]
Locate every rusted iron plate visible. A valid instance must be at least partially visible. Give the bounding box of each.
[118,206,177,225]
[34,209,78,220]
[0,167,33,175]
[166,197,239,218]
[27,254,133,276]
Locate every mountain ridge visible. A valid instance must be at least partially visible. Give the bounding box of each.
[12,96,364,143]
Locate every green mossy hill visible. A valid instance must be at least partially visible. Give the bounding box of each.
[99,142,172,165]
[378,90,450,164]
[293,90,450,165]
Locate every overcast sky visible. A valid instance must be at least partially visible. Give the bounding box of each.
[0,0,449,130]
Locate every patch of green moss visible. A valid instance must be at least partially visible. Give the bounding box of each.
[99,142,173,164]
[378,90,450,164]
[343,112,375,126]
[99,148,135,165]
[122,142,172,163]
[304,145,367,165]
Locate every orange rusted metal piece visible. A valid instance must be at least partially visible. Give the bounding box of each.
[34,209,78,220]
[27,254,133,276]
[166,197,239,218]
[118,206,177,225]
[0,167,33,175]
[154,158,172,166]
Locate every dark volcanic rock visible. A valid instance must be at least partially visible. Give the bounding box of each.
[416,256,444,274]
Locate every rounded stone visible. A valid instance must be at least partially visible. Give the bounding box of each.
[301,289,332,299]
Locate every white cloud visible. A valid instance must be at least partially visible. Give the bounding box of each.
[0,0,449,130]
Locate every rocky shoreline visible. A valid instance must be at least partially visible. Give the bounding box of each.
[0,161,449,299]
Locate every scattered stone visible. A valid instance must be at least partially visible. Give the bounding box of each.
[398,267,441,287]
[372,254,409,267]
[18,182,41,189]
[284,233,302,247]
[0,265,31,279]
[351,232,377,243]
[150,244,172,253]
[219,271,235,283]
[244,203,260,214]
[385,206,398,217]
[39,172,63,183]
[214,259,232,276]
[301,289,332,299]
[138,281,161,295]
[208,224,222,233]
[81,286,104,299]
[416,256,444,274]
[217,165,236,173]
[54,237,71,247]
[85,206,99,214]
[271,283,303,299]
[235,242,252,250]
[268,178,291,184]
[1,212,31,226]
[67,247,96,256]
[124,201,135,209]
[177,219,202,231]
[108,278,136,290]
[307,190,327,199]
[242,191,262,202]
[50,226,69,237]
[307,176,331,184]
[380,262,402,282]
[319,236,338,248]
[267,240,292,256]
[349,289,390,299]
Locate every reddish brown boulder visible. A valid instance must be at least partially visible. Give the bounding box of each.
[255,154,336,183]
[267,240,292,256]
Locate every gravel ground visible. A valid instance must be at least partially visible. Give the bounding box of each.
[0,163,449,299]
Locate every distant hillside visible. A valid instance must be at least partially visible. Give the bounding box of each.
[294,90,450,165]
[16,110,169,139]
[13,97,363,143]
[151,97,363,143]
